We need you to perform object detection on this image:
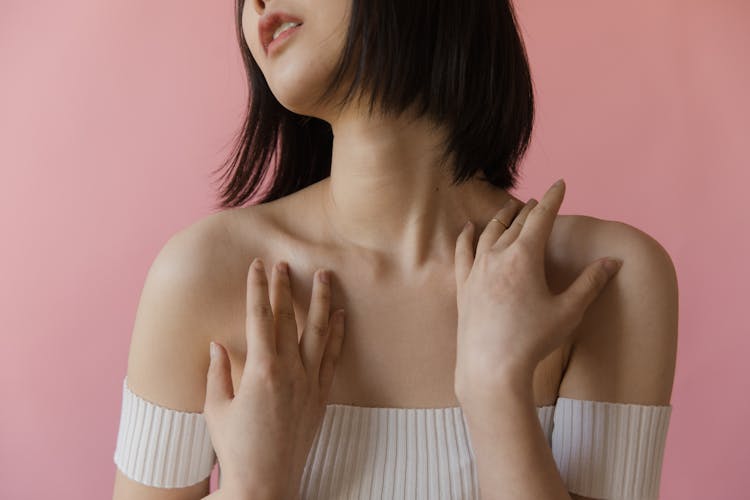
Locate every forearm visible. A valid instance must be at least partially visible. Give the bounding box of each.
[461,373,571,500]
[202,487,290,500]
[201,488,243,500]
[202,479,294,500]
[203,463,297,500]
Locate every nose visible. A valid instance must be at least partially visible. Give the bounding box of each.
[252,0,270,16]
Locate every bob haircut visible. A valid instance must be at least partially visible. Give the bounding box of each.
[211,0,535,209]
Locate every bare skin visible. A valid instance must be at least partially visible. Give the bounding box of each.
[224,0,590,414]
[208,176,585,413]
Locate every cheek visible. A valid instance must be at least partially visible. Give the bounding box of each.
[236,3,351,115]
[241,7,261,61]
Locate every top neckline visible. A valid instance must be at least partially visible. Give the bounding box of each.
[325,402,557,411]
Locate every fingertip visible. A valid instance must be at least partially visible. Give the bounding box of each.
[602,258,623,276]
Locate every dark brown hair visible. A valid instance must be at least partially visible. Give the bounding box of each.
[210,0,535,210]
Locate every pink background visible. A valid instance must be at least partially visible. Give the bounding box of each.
[1,1,748,498]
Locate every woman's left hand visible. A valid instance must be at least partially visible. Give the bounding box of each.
[453,179,623,406]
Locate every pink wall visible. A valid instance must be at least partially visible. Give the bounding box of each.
[1,1,747,498]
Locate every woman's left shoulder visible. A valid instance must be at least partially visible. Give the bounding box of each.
[552,216,679,405]
[554,214,676,272]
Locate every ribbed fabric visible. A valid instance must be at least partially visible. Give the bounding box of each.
[114,375,672,498]
[113,376,216,487]
[551,397,672,500]
[293,403,556,499]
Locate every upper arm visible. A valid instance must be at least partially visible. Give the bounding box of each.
[113,469,210,500]
[557,219,678,499]
[113,216,232,500]
[559,219,678,405]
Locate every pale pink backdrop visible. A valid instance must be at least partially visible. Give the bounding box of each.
[1,1,747,498]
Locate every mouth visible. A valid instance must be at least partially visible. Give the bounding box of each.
[259,12,304,56]
[266,23,302,56]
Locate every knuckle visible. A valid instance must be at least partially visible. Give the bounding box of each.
[507,243,531,263]
[316,288,331,305]
[254,357,281,380]
[255,359,291,392]
[475,251,493,272]
[276,308,296,322]
[534,202,550,214]
[308,320,329,337]
[251,302,274,317]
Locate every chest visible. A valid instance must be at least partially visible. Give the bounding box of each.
[221,266,568,410]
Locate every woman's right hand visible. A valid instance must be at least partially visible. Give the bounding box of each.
[203,258,346,499]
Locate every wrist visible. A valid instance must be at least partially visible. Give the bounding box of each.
[455,363,535,414]
[220,481,292,500]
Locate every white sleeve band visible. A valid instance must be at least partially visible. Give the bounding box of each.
[113,376,217,488]
[551,397,672,500]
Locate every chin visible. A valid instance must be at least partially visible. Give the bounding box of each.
[271,88,317,117]
[267,42,350,117]
[269,76,337,120]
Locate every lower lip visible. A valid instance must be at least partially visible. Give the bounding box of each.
[267,24,302,56]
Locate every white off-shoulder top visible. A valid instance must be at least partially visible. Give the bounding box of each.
[114,376,672,499]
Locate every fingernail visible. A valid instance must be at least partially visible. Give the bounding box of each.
[210,341,219,360]
[253,258,264,270]
[464,220,473,230]
[603,258,623,274]
[318,269,329,284]
[553,178,565,187]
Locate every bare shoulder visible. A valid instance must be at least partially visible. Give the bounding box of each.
[163,203,281,279]
[552,213,675,263]
[549,214,677,293]
[115,210,272,499]
[124,212,238,393]
[555,214,679,405]
[145,209,259,308]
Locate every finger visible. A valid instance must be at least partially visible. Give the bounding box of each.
[270,261,299,361]
[475,197,523,258]
[299,269,332,378]
[558,257,623,320]
[515,179,565,258]
[454,220,476,295]
[245,258,277,367]
[492,198,538,250]
[205,341,233,414]
[319,309,345,397]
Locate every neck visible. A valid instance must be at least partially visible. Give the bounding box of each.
[318,107,511,272]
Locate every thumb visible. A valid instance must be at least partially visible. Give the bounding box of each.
[560,257,623,316]
[205,341,233,411]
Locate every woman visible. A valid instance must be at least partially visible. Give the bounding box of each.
[112,0,677,498]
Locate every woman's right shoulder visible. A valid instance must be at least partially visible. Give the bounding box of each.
[124,205,274,404]
[157,204,274,283]
[114,206,273,499]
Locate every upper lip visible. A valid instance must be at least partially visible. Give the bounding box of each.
[258,11,303,54]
